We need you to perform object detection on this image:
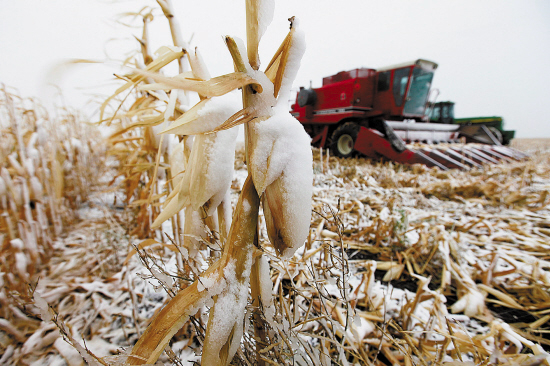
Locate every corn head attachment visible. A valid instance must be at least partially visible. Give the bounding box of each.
[353,124,527,171]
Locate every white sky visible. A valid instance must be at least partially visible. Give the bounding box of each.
[1,0,549,137]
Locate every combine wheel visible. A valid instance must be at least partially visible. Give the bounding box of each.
[330,122,360,158]
[488,127,504,144]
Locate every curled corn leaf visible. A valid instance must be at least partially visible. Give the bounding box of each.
[137,71,263,97]
[264,18,296,98]
[210,106,256,133]
[109,114,165,140]
[161,98,209,134]
[151,179,189,229]
[161,92,242,135]
[100,46,184,121]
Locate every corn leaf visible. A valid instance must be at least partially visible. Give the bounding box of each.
[137,71,262,97]
[265,25,294,98]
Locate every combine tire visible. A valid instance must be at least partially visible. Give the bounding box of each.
[330,122,360,158]
[488,127,504,145]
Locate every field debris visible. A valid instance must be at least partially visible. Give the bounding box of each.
[1,135,549,365]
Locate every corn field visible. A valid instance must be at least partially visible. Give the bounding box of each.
[1,1,550,366]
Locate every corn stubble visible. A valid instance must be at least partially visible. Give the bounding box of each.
[0,86,106,361]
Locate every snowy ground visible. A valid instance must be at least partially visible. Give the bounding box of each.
[2,142,550,365]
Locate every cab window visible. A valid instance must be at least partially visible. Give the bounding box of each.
[377,71,390,91]
[392,68,410,106]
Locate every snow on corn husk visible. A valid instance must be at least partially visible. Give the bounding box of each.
[221,17,313,258]
[151,96,240,228]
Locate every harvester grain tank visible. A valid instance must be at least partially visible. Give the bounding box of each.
[290,59,525,170]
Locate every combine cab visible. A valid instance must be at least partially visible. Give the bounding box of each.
[290,59,525,170]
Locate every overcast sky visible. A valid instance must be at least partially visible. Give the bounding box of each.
[1,0,549,138]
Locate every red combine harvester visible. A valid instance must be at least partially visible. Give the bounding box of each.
[290,59,526,170]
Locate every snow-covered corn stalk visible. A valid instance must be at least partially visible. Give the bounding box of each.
[119,0,313,364]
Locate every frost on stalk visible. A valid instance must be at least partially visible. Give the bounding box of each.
[258,255,276,324]
[202,256,253,365]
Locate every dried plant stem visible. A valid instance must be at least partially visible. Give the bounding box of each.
[157,0,188,72]
[244,2,269,361]
[245,0,260,70]
[157,0,190,106]
[6,92,27,163]
[128,176,260,365]
[250,258,268,366]
[138,12,153,65]
[227,33,270,364]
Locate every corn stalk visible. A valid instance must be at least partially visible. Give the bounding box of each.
[127,176,260,365]
[124,0,312,364]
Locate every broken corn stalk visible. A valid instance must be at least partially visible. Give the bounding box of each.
[127,176,260,365]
